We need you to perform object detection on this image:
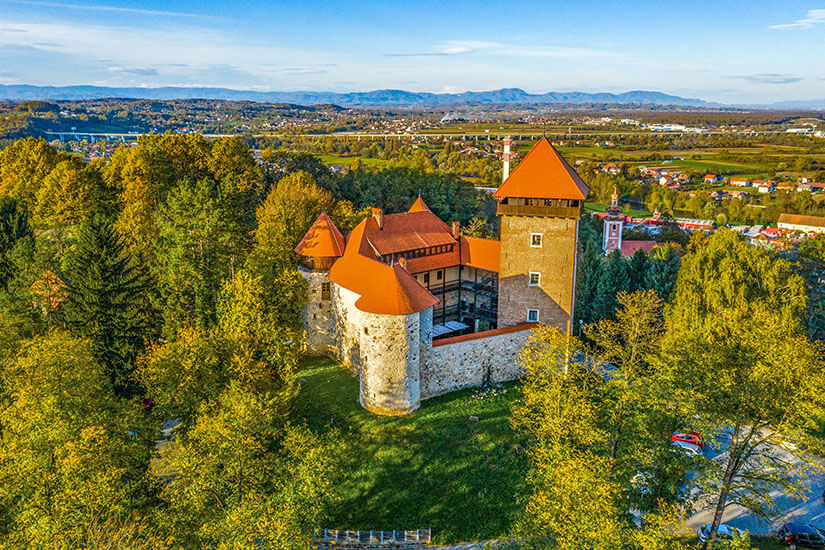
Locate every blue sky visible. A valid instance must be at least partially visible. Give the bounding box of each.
[0,0,823,103]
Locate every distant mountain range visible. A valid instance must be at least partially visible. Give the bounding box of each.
[1,85,823,109]
[0,85,717,107]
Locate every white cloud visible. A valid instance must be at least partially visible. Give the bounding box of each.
[388,39,622,59]
[771,8,825,29]
[5,0,205,18]
[0,17,319,86]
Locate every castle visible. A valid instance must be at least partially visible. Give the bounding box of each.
[296,138,589,415]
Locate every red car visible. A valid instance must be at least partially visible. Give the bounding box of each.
[671,432,704,449]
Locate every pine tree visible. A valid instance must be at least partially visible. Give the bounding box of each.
[64,215,151,395]
[627,249,650,292]
[644,245,681,301]
[593,250,628,320]
[0,197,32,288]
[574,240,603,328]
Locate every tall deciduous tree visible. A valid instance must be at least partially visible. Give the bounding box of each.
[662,230,825,549]
[248,171,334,275]
[136,326,231,429]
[31,159,95,251]
[160,382,335,549]
[155,178,245,334]
[0,332,157,547]
[216,268,305,387]
[0,137,60,209]
[64,216,153,395]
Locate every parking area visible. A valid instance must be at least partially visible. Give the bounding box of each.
[683,436,825,536]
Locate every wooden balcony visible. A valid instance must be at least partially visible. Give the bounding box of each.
[496,203,581,219]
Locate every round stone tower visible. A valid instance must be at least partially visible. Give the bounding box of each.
[294,212,346,354]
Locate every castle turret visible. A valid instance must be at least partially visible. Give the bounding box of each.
[603,188,623,255]
[295,212,346,354]
[493,138,589,331]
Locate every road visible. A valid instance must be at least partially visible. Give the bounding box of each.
[684,438,825,535]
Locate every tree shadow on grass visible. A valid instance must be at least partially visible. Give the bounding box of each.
[292,356,529,544]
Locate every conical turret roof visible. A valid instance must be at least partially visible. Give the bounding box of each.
[493,138,589,201]
[408,196,430,212]
[294,212,346,257]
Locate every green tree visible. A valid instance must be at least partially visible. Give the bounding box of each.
[593,250,628,320]
[31,160,96,252]
[512,326,622,550]
[136,326,231,428]
[0,197,32,288]
[64,216,154,395]
[0,332,156,548]
[644,245,681,301]
[155,178,245,334]
[248,171,334,275]
[0,137,60,209]
[662,230,825,549]
[216,269,305,387]
[160,382,335,549]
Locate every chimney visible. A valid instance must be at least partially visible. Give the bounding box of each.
[452,221,460,239]
[502,136,512,183]
[371,207,383,229]
[398,257,407,271]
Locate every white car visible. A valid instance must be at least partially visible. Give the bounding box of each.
[697,523,747,544]
[671,439,702,457]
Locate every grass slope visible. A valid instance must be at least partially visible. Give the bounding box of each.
[290,356,528,544]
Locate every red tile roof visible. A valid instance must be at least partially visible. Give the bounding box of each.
[620,240,658,256]
[328,220,439,315]
[363,211,455,257]
[408,197,430,212]
[459,236,500,272]
[432,322,539,347]
[294,213,345,257]
[494,138,589,200]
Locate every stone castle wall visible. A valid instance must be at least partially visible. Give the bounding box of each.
[301,269,337,355]
[301,271,538,416]
[421,325,534,399]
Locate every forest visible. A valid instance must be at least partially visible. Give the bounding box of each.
[1,134,825,549]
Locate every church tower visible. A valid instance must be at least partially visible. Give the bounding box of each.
[493,138,589,331]
[603,188,623,255]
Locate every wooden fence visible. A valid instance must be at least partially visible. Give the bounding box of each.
[315,529,431,546]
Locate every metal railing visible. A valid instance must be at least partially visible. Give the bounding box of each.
[315,529,431,546]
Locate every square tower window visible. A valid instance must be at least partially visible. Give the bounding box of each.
[528,272,541,287]
[527,309,540,322]
[530,233,543,248]
[321,282,331,300]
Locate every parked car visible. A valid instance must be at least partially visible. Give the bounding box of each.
[672,431,704,449]
[777,523,825,548]
[671,439,702,457]
[697,523,748,544]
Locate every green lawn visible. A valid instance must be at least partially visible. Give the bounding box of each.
[317,154,390,167]
[586,201,652,218]
[290,356,528,544]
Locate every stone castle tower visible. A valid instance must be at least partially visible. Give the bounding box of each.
[603,188,623,255]
[493,138,587,332]
[295,138,589,416]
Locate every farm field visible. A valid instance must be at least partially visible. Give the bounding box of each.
[317,154,390,167]
[290,356,528,544]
